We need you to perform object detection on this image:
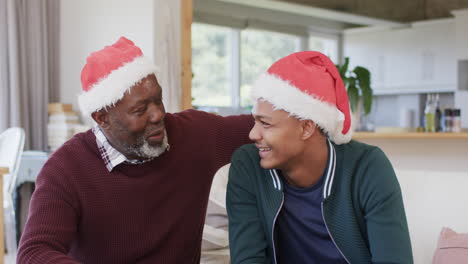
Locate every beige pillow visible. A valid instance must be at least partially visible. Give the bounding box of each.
[201,164,231,264]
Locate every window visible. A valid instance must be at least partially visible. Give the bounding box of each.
[309,35,339,63]
[240,29,300,107]
[192,23,339,112]
[192,23,232,107]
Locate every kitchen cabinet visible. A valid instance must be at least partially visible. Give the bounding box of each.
[344,19,457,95]
[452,9,468,60]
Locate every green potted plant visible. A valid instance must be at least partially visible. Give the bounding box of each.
[335,57,373,130]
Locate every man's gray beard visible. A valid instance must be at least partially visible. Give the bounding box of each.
[123,130,169,160]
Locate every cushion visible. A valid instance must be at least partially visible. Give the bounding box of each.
[433,227,468,264]
[201,164,231,264]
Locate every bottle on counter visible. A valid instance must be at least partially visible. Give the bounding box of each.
[424,94,435,132]
[440,106,446,132]
[453,108,462,133]
[434,94,442,132]
[444,108,453,132]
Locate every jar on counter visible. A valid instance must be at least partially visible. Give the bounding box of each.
[453,108,462,133]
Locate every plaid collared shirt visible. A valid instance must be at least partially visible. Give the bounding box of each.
[92,126,153,172]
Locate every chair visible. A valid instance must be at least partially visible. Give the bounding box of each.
[0,127,25,258]
[15,150,48,238]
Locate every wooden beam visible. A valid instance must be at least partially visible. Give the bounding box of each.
[0,167,7,263]
[216,0,405,27]
[181,0,193,110]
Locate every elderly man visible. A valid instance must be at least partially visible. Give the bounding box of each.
[227,51,413,263]
[17,37,252,263]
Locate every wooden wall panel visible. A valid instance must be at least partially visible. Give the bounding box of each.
[181,0,193,110]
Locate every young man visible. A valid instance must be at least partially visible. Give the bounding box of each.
[227,51,413,263]
[17,37,252,263]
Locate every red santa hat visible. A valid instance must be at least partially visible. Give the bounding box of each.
[251,51,352,144]
[78,37,158,115]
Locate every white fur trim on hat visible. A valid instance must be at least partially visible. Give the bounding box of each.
[78,56,158,116]
[251,73,353,144]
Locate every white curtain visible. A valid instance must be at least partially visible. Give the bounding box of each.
[154,0,182,113]
[0,0,60,150]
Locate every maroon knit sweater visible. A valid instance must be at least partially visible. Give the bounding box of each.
[17,110,252,264]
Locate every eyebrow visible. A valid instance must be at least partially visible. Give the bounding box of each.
[134,91,162,105]
[132,99,149,107]
[253,114,273,121]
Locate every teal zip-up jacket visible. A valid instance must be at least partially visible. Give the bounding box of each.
[226,140,413,264]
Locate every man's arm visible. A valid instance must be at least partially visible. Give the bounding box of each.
[359,147,413,264]
[226,149,269,263]
[215,114,253,163]
[17,159,80,264]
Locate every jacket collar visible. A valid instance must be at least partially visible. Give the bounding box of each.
[323,138,337,199]
[268,138,336,199]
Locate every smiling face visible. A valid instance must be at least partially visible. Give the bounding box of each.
[249,100,308,170]
[93,74,168,160]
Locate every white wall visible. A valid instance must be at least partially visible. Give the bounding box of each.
[397,169,468,264]
[59,0,155,118]
[358,138,468,264]
[452,10,468,128]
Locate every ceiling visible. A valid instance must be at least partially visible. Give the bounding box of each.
[275,0,468,22]
[199,0,408,35]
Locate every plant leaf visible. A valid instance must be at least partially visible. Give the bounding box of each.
[353,66,372,115]
[361,87,373,115]
[353,66,371,89]
[339,57,349,77]
[341,76,350,88]
[347,84,359,113]
[347,77,356,90]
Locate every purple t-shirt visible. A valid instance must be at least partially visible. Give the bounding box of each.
[276,154,347,263]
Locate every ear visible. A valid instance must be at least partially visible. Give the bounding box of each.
[300,120,317,140]
[91,110,111,129]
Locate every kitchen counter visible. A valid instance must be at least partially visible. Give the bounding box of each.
[353,132,468,139]
[353,132,468,172]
